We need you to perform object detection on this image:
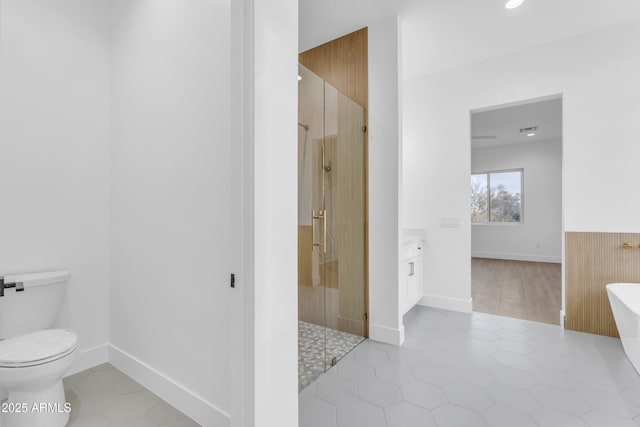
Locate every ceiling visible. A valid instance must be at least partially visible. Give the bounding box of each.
[299,0,640,79]
[471,97,562,149]
[299,0,405,52]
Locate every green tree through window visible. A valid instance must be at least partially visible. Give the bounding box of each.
[471,170,522,223]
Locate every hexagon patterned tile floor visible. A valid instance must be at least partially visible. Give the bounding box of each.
[299,305,640,427]
[64,363,200,427]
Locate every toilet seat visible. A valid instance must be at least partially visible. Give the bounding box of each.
[0,329,78,368]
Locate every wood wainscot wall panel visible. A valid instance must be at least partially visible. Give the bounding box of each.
[566,232,640,337]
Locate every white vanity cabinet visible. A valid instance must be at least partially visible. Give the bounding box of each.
[401,237,424,315]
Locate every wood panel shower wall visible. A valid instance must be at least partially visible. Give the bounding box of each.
[299,28,368,110]
[566,232,640,337]
[298,28,369,336]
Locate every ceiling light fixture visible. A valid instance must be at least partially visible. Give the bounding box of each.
[505,0,524,9]
[527,133,536,137]
[520,126,538,134]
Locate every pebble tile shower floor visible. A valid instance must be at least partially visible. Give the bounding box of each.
[299,320,366,390]
[64,363,199,427]
[299,305,640,427]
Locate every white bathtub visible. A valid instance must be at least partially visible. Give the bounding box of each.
[607,283,640,373]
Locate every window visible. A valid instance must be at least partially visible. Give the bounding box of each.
[471,169,523,224]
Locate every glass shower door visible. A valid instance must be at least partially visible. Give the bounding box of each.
[298,64,367,390]
[322,82,367,370]
[298,64,327,390]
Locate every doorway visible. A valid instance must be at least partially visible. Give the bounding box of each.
[470,96,563,325]
[297,64,368,390]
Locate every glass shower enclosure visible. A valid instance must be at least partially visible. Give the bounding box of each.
[298,64,367,390]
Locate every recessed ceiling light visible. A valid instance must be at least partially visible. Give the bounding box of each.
[527,133,536,137]
[505,0,524,9]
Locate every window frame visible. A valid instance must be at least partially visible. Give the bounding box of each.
[471,168,524,225]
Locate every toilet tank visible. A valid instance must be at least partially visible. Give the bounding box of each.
[0,271,70,340]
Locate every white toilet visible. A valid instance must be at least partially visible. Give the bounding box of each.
[0,271,78,427]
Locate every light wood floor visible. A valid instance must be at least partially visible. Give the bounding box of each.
[472,258,561,325]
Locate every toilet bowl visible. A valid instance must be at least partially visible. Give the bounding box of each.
[0,329,78,427]
[0,272,77,427]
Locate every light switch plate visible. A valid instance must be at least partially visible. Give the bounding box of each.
[440,217,459,228]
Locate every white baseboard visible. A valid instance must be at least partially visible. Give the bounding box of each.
[369,323,405,346]
[4,342,228,426]
[109,344,229,427]
[419,294,473,313]
[66,343,110,376]
[472,252,561,264]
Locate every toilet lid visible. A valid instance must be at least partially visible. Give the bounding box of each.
[0,329,78,368]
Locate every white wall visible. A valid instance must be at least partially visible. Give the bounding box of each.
[472,140,562,263]
[404,20,640,313]
[0,0,111,370]
[110,1,231,424]
[252,0,300,425]
[368,16,404,345]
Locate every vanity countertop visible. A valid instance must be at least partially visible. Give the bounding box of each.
[402,229,425,261]
[403,228,426,244]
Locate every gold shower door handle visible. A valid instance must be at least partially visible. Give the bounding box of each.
[311,210,327,253]
[322,210,327,253]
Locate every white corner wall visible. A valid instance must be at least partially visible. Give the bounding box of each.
[0,0,111,372]
[110,1,232,425]
[404,20,640,313]
[472,140,562,263]
[368,16,404,345]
